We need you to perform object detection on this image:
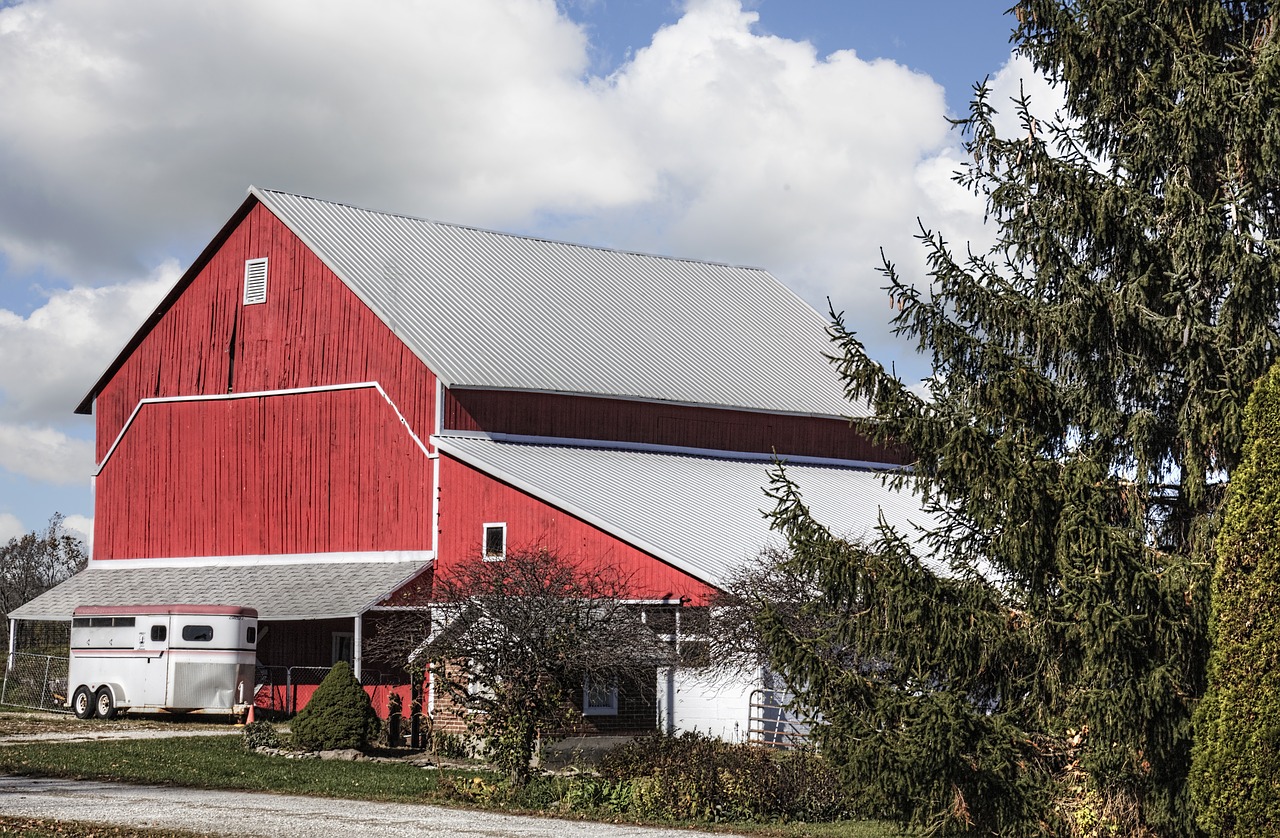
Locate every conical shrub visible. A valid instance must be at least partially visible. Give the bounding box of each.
[290,661,379,751]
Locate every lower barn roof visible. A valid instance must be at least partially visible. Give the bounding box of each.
[434,435,936,589]
[7,558,432,623]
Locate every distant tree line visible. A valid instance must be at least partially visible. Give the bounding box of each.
[1,513,88,654]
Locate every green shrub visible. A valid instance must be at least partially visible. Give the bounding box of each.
[557,777,634,813]
[241,720,282,751]
[429,728,469,759]
[290,662,379,751]
[597,731,852,823]
[1191,360,1280,836]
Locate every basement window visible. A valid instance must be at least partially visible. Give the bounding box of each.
[483,523,506,561]
[243,257,268,305]
[583,676,618,716]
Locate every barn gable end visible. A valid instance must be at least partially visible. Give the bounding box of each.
[90,200,439,462]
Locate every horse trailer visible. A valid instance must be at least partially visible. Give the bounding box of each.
[67,604,258,719]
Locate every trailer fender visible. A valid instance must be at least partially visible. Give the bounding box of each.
[94,683,126,719]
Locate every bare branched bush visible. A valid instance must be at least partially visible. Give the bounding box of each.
[367,546,672,785]
[705,547,824,678]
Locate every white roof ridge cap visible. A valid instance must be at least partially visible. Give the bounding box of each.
[252,186,771,273]
[437,433,899,472]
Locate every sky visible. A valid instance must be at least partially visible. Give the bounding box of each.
[0,0,1060,550]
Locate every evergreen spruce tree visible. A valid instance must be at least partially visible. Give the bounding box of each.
[290,662,379,751]
[760,2,1280,834]
[1190,360,1280,835]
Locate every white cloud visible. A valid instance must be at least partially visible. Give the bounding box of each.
[0,0,647,280]
[598,0,963,267]
[0,264,175,425]
[0,422,94,485]
[0,512,24,542]
[985,52,1066,139]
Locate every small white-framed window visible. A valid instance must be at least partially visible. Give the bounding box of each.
[583,675,618,716]
[332,632,354,666]
[243,257,268,305]
[482,522,506,561]
[466,660,495,707]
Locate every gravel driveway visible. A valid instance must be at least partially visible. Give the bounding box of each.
[0,775,730,838]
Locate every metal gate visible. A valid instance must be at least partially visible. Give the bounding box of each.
[1,653,71,714]
[747,688,811,749]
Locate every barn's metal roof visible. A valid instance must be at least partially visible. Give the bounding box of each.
[434,435,933,589]
[7,559,431,622]
[252,187,865,419]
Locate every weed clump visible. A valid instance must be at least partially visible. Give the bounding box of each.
[241,719,282,751]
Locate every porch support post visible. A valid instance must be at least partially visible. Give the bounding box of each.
[353,613,363,681]
[6,618,15,671]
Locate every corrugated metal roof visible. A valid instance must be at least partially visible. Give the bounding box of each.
[8,560,430,622]
[435,436,933,588]
[252,187,865,419]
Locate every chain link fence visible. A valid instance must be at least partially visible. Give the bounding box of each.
[1,653,71,714]
[259,665,399,715]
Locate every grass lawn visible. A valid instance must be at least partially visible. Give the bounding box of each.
[0,731,911,837]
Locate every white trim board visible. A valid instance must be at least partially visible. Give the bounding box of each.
[95,381,434,474]
[90,551,435,570]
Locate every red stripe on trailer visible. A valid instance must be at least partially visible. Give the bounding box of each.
[73,604,258,618]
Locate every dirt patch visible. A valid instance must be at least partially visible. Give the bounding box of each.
[0,814,206,837]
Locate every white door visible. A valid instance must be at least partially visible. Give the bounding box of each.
[135,617,170,706]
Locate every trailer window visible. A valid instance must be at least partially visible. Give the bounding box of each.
[182,625,214,642]
[246,626,257,644]
[74,616,136,628]
[151,625,167,642]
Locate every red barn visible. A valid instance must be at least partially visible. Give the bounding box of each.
[11,187,923,735]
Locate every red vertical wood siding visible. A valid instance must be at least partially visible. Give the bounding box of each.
[436,455,718,604]
[94,388,432,559]
[444,389,908,464]
[94,202,436,463]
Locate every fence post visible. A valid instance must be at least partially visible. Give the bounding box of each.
[6,618,15,673]
[39,655,52,709]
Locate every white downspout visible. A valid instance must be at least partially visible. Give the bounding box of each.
[427,662,435,716]
[353,613,363,681]
[432,378,444,555]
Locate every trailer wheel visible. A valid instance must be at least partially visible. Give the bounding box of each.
[72,686,94,720]
[94,687,117,720]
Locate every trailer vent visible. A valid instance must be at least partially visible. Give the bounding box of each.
[243,258,268,305]
[172,662,237,709]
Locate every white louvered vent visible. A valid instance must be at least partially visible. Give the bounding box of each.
[243,258,268,305]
